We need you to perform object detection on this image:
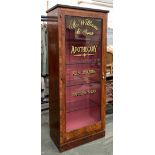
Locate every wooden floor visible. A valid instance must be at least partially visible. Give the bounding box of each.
[41,111,113,155]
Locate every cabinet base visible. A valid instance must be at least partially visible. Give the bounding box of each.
[59,130,105,152]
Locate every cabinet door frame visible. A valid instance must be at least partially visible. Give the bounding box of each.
[58,8,107,143]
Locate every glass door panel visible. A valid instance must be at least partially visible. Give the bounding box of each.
[65,15,102,132]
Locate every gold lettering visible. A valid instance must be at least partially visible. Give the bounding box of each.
[76,28,81,34]
[68,18,99,36]
[82,29,94,36]
[80,19,98,30]
[72,69,96,76]
[70,45,97,57]
[71,46,75,54]
[69,19,79,29]
[72,89,96,97]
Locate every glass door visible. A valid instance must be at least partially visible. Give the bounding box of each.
[65,16,103,132]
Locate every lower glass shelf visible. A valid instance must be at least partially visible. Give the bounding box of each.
[66,105,101,132]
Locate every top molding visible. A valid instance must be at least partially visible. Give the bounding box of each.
[46,4,109,13]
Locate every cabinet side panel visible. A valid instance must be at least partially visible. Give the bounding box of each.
[47,9,60,147]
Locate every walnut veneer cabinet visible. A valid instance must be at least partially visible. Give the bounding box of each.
[46,4,109,152]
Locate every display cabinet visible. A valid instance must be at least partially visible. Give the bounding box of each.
[46,4,109,152]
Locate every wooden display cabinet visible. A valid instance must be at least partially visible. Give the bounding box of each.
[46,4,109,152]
